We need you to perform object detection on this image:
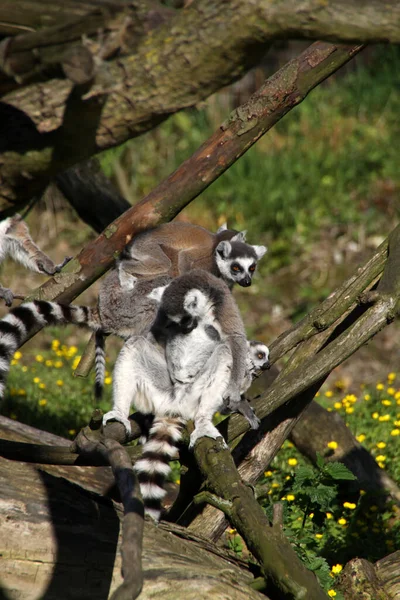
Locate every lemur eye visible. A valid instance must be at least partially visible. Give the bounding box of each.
[231,263,242,272]
[249,264,256,272]
[257,352,265,360]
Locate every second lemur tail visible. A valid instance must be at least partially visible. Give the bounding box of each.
[0,300,100,397]
[94,331,106,401]
[134,416,185,521]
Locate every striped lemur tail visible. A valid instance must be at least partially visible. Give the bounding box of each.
[94,331,106,401]
[0,300,100,397]
[134,416,185,521]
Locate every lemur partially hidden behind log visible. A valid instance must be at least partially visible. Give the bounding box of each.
[102,270,270,520]
[0,215,71,306]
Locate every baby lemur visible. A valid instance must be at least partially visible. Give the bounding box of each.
[0,215,71,306]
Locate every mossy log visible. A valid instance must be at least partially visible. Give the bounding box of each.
[0,417,265,600]
[339,552,400,600]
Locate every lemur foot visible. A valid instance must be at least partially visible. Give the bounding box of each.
[102,410,132,434]
[189,422,227,450]
[39,256,72,275]
[222,397,260,430]
[0,287,14,307]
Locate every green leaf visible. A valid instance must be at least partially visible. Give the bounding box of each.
[324,462,357,481]
[316,452,325,470]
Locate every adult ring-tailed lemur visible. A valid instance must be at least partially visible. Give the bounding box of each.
[102,270,270,520]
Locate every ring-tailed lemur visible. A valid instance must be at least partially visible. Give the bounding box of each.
[0,215,71,306]
[94,222,267,399]
[102,271,269,520]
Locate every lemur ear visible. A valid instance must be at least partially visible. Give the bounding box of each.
[184,289,207,316]
[216,240,232,258]
[253,245,267,259]
[148,285,168,303]
[217,222,228,233]
[231,230,247,243]
[118,265,138,291]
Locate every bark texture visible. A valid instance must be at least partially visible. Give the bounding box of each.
[0,417,265,600]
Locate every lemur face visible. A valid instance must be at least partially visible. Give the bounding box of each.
[215,239,267,287]
[247,341,270,376]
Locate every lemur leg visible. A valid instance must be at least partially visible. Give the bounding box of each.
[103,336,173,433]
[221,396,260,430]
[123,241,172,277]
[0,285,14,307]
[188,343,232,449]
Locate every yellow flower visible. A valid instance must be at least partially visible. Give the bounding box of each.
[376,383,384,390]
[309,513,314,519]
[33,377,40,384]
[328,590,337,597]
[326,512,333,519]
[285,475,291,480]
[71,356,81,370]
[281,496,287,501]
[264,471,273,477]
[286,494,295,501]
[35,354,44,363]
[378,462,385,469]
[331,564,343,574]
[346,407,354,414]
[56,380,64,386]
[104,376,112,385]
[394,420,400,426]
[288,458,298,467]
[38,383,46,389]
[334,402,342,410]
[52,339,60,350]
[45,360,53,367]
[315,533,323,539]
[356,434,366,443]
[376,442,386,449]
[387,387,396,396]
[175,479,180,485]
[334,380,346,390]
[271,482,279,488]
[370,506,378,512]
[387,372,396,382]
[327,441,338,450]
[372,412,379,419]
[390,429,400,436]
[363,394,371,401]
[10,359,17,366]
[17,389,26,396]
[343,502,356,509]
[228,528,236,534]
[22,366,28,372]
[325,390,333,398]
[13,351,22,360]
[338,518,347,526]
[378,415,390,422]
[38,399,47,406]
[68,429,76,436]
[395,391,400,400]
[376,455,386,462]
[54,360,64,368]
[381,399,392,406]
[345,394,357,404]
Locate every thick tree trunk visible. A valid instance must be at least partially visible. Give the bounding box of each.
[339,552,400,600]
[0,417,265,600]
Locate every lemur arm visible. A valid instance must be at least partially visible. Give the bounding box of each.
[5,217,71,275]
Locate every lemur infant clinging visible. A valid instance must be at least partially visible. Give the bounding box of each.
[102,270,269,520]
[0,215,71,306]
[94,221,267,398]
